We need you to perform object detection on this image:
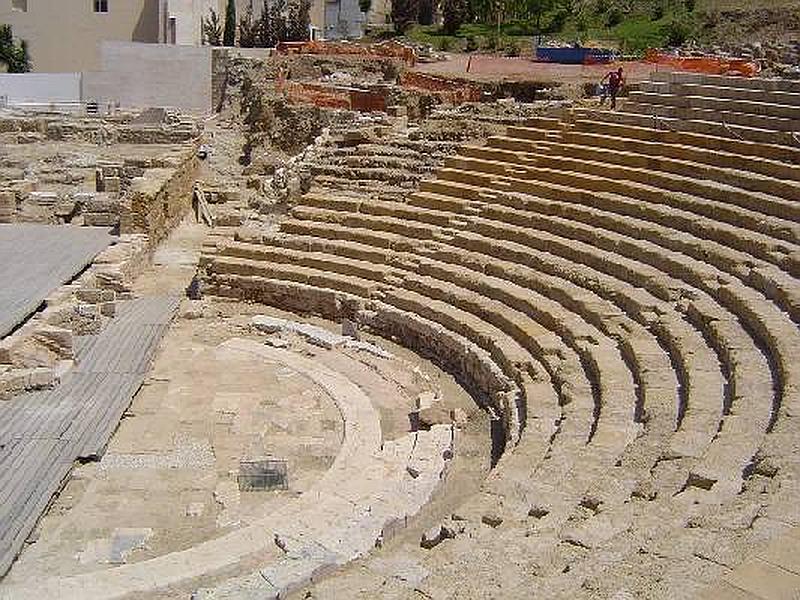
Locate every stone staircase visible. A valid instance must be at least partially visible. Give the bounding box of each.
[200,72,800,598]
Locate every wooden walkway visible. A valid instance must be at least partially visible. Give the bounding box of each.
[0,295,180,577]
[0,224,113,338]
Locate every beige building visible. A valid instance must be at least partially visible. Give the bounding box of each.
[1,0,369,73]
[0,0,218,72]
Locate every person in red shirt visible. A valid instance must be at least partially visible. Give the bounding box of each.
[600,67,625,109]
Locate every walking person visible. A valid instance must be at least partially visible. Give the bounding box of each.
[600,66,625,110]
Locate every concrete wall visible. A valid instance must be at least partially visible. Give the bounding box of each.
[0,73,81,104]
[83,42,212,113]
[166,0,220,44]
[323,0,366,39]
[0,0,160,72]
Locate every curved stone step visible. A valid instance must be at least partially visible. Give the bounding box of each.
[398,191,772,486]
[513,123,800,187]
[440,159,800,274]
[268,204,724,466]
[438,201,792,470]
[246,229,681,484]
[432,168,800,319]
[461,143,800,242]
[628,96,800,132]
[0,340,450,600]
[570,112,800,161]
[529,138,800,205]
[650,70,800,94]
[627,90,800,121]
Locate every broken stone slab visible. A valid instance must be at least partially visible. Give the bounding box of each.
[481,514,503,528]
[415,391,438,411]
[341,318,360,340]
[75,288,116,304]
[251,315,393,357]
[32,325,74,358]
[420,522,455,549]
[83,212,119,228]
[0,366,58,400]
[28,191,59,206]
[415,405,453,429]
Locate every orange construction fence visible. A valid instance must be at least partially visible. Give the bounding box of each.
[276,40,416,66]
[645,49,760,78]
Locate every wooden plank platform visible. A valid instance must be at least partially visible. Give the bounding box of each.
[0,224,113,338]
[0,295,180,577]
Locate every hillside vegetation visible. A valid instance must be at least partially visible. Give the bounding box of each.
[405,0,800,54]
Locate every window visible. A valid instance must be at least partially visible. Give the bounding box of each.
[12,0,28,12]
[94,0,108,12]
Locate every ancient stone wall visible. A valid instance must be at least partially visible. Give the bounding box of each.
[121,145,200,246]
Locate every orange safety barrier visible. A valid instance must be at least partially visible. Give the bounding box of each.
[399,72,482,104]
[645,49,761,78]
[276,40,416,66]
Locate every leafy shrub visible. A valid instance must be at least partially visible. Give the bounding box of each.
[606,7,623,26]
[652,1,665,21]
[504,40,521,56]
[662,17,690,47]
[465,34,479,51]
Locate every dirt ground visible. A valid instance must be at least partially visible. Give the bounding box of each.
[416,54,660,85]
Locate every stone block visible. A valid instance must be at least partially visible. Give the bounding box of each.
[104,177,121,193]
[29,191,59,206]
[100,302,116,317]
[84,212,119,227]
[32,325,74,358]
[76,288,103,303]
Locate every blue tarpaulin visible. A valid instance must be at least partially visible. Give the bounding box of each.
[535,46,615,64]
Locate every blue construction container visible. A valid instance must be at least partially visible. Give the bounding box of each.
[535,46,615,64]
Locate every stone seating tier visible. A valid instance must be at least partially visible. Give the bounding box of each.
[199,72,800,598]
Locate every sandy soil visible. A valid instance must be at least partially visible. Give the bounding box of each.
[415,54,660,85]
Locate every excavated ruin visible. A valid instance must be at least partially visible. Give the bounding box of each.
[1,50,799,600]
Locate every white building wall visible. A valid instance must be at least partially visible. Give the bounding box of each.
[82,42,212,113]
[0,0,160,72]
[0,73,81,104]
[166,0,221,45]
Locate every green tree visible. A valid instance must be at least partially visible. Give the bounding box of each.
[202,8,223,45]
[418,0,434,25]
[286,0,311,41]
[442,0,467,35]
[271,0,288,43]
[0,24,31,72]
[224,0,237,46]
[257,0,277,47]
[239,6,259,47]
[391,0,418,34]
